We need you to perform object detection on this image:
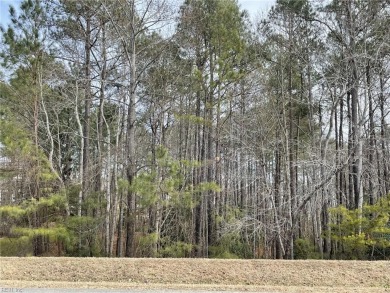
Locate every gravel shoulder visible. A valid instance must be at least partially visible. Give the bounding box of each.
[1,258,389,292]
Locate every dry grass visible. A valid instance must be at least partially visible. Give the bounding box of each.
[1,257,390,292]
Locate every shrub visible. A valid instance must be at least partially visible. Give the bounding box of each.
[209,232,252,259]
[0,236,32,256]
[328,195,390,260]
[158,238,193,257]
[294,238,321,259]
[137,233,158,257]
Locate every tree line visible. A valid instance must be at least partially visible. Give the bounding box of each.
[0,0,389,259]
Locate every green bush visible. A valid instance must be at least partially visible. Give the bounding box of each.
[294,238,321,259]
[209,232,252,259]
[138,233,158,257]
[65,216,103,256]
[208,246,240,259]
[328,195,390,260]
[159,238,193,257]
[0,236,32,256]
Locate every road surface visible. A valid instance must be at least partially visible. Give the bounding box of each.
[1,289,276,293]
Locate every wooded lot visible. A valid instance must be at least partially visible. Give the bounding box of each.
[0,0,389,259]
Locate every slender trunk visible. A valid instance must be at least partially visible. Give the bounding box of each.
[345,0,361,211]
[367,62,376,205]
[125,0,137,257]
[75,81,84,217]
[379,71,389,194]
[194,52,203,257]
[110,103,124,257]
[93,20,110,255]
[40,65,63,186]
[33,57,40,201]
[214,86,222,245]
[347,91,354,209]
[82,15,92,212]
[117,191,124,257]
[287,28,295,259]
[274,145,283,259]
[206,49,215,251]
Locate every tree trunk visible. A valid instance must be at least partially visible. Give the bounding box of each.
[82,15,92,214]
[125,7,137,257]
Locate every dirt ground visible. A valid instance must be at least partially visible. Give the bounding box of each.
[1,258,389,292]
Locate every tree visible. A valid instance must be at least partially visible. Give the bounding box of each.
[0,0,68,255]
[176,0,249,257]
[256,0,321,259]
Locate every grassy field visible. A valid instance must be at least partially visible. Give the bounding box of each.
[1,257,390,292]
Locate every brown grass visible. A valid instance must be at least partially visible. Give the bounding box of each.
[1,258,390,292]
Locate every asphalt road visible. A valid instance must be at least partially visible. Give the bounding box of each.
[1,289,268,293]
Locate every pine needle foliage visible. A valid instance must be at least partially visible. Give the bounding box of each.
[328,195,390,259]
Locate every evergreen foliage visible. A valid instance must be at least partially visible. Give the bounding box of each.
[328,195,390,260]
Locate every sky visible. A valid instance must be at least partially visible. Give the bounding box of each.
[239,0,276,17]
[0,0,276,28]
[0,0,16,27]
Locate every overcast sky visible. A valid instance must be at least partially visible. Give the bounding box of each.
[239,0,275,15]
[0,0,276,29]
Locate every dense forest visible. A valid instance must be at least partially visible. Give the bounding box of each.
[0,0,389,260]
